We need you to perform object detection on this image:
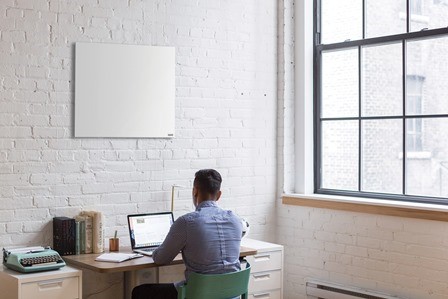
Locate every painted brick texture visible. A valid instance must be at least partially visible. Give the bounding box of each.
[278,205,448,299]
[0,0,278,247]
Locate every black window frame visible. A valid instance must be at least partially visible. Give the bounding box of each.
[313,0,448,205]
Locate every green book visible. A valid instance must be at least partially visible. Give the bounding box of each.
[75,221,80,255]
[80,220,86,254]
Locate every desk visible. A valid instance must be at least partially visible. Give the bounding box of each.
[64,246,257,299]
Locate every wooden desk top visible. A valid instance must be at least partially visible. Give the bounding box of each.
[63,246,257,273]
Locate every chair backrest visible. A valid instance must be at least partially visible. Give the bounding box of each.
[177,262,251,299]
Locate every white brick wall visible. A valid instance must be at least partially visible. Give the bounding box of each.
[277,205,448,299]
[0,0,278,247]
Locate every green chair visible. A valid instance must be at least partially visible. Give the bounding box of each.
[177,262,251,299]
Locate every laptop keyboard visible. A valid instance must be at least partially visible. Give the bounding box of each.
[141,248,154,253]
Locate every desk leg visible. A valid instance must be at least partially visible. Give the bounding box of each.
[124,268,159,299]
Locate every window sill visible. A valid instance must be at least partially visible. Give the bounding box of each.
[282,193,448,222]
[398,151,432,159]
[398,12,429,24]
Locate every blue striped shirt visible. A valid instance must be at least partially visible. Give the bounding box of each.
[153,200,242,282]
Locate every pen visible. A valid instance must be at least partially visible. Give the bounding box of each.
[114,230,117,239]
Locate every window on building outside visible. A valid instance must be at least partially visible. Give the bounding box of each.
[411,0,423,15]
[315,0,448,203]
[406,75,424,152]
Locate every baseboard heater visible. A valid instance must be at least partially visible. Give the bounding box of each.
[306,280,402,299]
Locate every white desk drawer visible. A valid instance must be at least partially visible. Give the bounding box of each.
[21,276,79,299]
[246,250,282,272]
[249,289,281,299]
[249,270,281,293]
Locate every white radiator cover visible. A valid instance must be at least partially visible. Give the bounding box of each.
[306,280,402,299]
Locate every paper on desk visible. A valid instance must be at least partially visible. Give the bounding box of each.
[95,253,143,263]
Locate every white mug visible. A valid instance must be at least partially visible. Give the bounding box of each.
[241,219,250,238]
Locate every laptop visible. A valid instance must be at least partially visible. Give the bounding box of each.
[127,212,174,256]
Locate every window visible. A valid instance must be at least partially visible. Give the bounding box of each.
[433,0,448,5]
[406,75,424,152]
[315,0,448,203]
[411,0,423,15]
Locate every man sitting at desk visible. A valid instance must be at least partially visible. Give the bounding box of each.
[132,169,243,299]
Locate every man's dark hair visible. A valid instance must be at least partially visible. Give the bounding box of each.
[194,169,222,197]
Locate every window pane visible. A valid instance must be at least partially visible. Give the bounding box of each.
[361,119,403,194]
[407,75,424,115]
[362,43,403,117]
[406,118,448,198]
[411,0,448,32]
[321,120,359,191]
[406,118,423,152]
[321,0,362,44]
[407,36,448,115]
[322,49,359,118]
[366,0,406,38]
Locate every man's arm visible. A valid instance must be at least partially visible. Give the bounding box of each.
[152,216,187,265]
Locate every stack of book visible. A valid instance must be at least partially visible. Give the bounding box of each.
[53,211,104,256]
[75,211,105,254]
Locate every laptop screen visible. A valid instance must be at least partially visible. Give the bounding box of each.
[127,212,174,249]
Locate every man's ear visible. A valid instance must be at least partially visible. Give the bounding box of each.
[215,190,222,201]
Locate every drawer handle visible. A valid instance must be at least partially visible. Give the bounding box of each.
[38,279,64,289]
[254,254,271,261]
[253,273,271,280]
[253,292,271,298]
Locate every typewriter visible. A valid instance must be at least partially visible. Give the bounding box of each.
[3,246,66,273]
